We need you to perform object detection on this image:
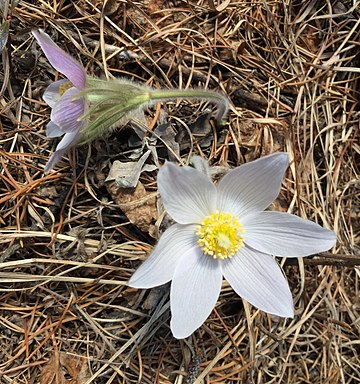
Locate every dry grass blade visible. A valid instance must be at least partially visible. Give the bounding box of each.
[0,0,359,383]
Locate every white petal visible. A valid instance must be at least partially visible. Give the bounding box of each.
[128,224,198,288]
[43,79,69,107]
[217,153,289,218]
[158,162,217,224]
[222,246,294,317]
[46,121,63,138]
[243,211,337,257]
[44,129,81,172]
[170,249,222,339]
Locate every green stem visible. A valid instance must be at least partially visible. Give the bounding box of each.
[149,89,229,123]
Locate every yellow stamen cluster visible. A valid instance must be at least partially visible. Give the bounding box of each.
[59,81,74,96]
[196,211,245,259]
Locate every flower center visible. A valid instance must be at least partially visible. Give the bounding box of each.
[59,81,74,96]
[196,211,245,259]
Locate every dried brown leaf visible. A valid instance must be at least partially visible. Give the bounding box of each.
[107,181,158,236]
[60,353,90,384]
[40,354,65,384]
[40,353,90,384]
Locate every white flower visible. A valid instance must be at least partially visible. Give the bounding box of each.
[128,153,337,339]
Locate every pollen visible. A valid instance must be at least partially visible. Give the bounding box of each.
[196,211,245,259]
[59,81,74,96]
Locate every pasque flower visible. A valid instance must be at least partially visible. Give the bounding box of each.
[129,153,337,339]
[32,29,86,172]
[32,29,229,171]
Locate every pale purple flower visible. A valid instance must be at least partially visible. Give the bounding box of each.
[129,153,337,339]
[32,30,230,171]
[32,29,86,171]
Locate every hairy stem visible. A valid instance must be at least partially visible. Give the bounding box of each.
[149,89,229,124]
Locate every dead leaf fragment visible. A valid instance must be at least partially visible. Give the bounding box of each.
[40,354,64,384]
[106,181,158,236]
[40,352,90,384]
[106,150,156,188]
[0,20,9,53]
[154,122,180,160]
